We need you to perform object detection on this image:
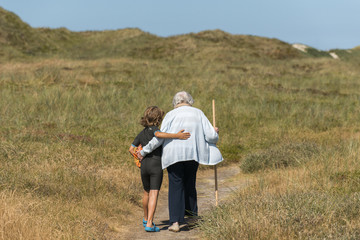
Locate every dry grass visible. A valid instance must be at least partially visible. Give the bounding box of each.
[1,54,360,238]
[0,191,52,240]
[1,126,142,239]
[199,140,360,239]
[1,16,360,238]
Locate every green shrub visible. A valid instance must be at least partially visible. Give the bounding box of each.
[330,170,360,193]
[240,142,319,173]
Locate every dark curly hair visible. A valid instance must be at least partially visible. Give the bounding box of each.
[140,106,165,127]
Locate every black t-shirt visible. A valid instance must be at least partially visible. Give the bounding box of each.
[132,126,162,159]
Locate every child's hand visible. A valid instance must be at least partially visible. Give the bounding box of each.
[177,129,191,139]
[137,152,144,161]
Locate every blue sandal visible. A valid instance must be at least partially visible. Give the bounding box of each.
[143,219,147,227]
[145,223,160,232]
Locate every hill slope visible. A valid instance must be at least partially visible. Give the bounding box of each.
[1,6,348,61]
[0,7,71,56]
[2,5,360,240]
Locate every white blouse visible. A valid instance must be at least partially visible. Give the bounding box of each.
[140,106,223,169]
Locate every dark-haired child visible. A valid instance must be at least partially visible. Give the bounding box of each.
[129,106,190,232]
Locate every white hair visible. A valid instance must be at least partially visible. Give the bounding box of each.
[172,91,194,107]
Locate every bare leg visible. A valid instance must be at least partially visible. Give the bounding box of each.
[146,189,159,227]
[143,190,149,221]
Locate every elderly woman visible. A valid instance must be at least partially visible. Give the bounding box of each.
[139,91,222,232]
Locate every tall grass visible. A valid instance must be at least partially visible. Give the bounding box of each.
[0,30,360,238]
[240,141,319,173]
[199,140,360,239]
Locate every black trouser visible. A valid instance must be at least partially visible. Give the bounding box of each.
[167,160,199,224]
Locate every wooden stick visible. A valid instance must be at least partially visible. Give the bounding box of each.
[212,99,216,129]
[212,99,219,206]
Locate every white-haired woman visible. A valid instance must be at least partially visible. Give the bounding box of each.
[139,91,222,232]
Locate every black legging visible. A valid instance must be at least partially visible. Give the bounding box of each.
[140,157,163,191]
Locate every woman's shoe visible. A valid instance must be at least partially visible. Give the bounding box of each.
[145,223,160,232]
[143,219,147,227]
[168,222,180,232]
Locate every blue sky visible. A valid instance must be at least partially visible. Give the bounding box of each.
[1,0,359,50]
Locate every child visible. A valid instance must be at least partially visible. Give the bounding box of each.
[129,106,190,232]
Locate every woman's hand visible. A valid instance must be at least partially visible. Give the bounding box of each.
[214,127,219,133]
[177,129,191,139]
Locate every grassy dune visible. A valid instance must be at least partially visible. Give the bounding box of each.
[1,6,360,239]
[1,55,360,239]
[199,140,360,239]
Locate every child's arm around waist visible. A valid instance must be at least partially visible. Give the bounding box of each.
[139,129,190,159]
[155,129,190,139]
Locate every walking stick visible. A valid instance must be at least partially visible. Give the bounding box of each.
[212,99,219,206]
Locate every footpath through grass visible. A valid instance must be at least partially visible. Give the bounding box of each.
[1,44,360,238]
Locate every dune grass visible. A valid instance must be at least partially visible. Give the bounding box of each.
[1,53,360,239]
[1,13,360,238]
[199,139,360,239]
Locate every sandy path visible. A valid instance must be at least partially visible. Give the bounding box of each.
[115,164,245,240]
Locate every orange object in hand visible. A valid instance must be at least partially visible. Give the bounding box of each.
[129,144,143,168]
